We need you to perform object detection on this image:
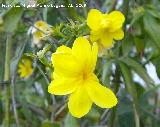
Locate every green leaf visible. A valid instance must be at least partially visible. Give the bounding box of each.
[119,62,140,127]
[39,57,52,68]
[119,61,137,102]
[102,60,114,86]
[134,37,145,53]
[64,113,79,127]
[146,5,160,19]
[140,84,160,103]
[139,85,160,123]
[120,57,154,87]
[24,87,45,108]
[143,12,160,49]
[151,56,160,79]
[122,34,134,56]
[41,120,52,127]
[135,82,145,98]
[3,7,23,32]
[24,52,37,58]
[130,6,144,26]
[117,90,135,127]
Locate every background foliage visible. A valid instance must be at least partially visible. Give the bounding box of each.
[0,0,160,127]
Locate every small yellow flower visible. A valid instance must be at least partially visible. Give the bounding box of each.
[48,37,117,118]
[87,9,125,50]
[29,20,52,47]
[18,58,33,78]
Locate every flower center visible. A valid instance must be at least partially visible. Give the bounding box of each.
[100,19,110,28]
[83,71,88,80]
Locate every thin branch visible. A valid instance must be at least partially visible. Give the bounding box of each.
[4,33,12,127]
[11,75,20,127]
[10,36,28,127]
[54,103,67,120]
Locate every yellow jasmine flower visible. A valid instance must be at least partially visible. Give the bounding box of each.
[18,58,33,78]
[28,20,52,47]
[87,9,125,50]
[48,37,117,118]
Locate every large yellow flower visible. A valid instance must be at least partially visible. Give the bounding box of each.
[87,9,125,50]
[48,37,117,118]
[18,58,33,78]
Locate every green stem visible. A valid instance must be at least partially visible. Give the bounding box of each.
[4,33,12,127]
[10,38,28,127]
[152,92,159,127]
[110,66,120,127]
[133,103,140,127]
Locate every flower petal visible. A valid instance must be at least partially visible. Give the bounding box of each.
[113,29,124,40]
[33,31,44,44]
[90,30,101,42]
[91,42,98,70]
[86,81,118,108]
[68,86,92,118]
[52,53,81,77]
[72,37,94,72]
[87,9,102,31]
[109,11,125,32]
[34,20,51,33]
[48,78,78,95]
[55,45,72,54]
[100,32,114,48]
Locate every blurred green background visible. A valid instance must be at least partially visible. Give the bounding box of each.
[0,0,160,127]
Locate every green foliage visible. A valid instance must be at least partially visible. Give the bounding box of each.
[3,7,23,32]
[0,0,160,127]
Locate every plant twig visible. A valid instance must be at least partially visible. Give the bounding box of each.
[37,64,57,122]
[10,38,28,127]
[11,75,20,127]
[109,66,120,127]
[4,33,12,127]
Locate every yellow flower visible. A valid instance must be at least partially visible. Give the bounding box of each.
[87,9,125,50]
[48,37,117,118]
[29,20,52,47]
[18,58,33,78]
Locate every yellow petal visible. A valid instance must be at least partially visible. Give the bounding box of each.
[48,78,78,95]
[72,37,93,71]
[91,42,98,71]
[55,45,72,54]
[33,31,44,44]
[18,59,33,78]
[113,29,124,40]
[34,20,51,33]
[52,53,81,77]
[18,63,23,69]
[68,86,92,118]
[35,21,48,28]
[51,45,72,66]
[86,80,118,108]
[109,11,125,32]
[90,30,101,42]
[87,9,102,31]
[100,32,114,48]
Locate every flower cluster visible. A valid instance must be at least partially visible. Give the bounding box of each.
[48,9,125,118]
[19,9,125,118]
